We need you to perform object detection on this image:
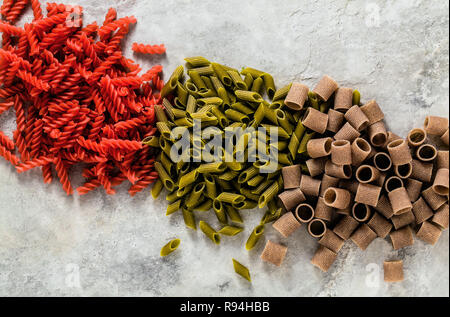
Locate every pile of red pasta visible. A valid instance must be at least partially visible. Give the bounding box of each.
[0,1,166,195]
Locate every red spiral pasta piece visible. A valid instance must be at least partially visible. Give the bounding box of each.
[5,0,28,23]
[42,163,53,184]
[0,144,19,165]
[132,43,166,55]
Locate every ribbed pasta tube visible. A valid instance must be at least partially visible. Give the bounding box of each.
[389,226,414,250]
[333,215,359,240]
[245,224,265,250]
[232,259,251,282]
[306,157,327,178]
[345,105,370,131]
[388,187,412,215]
[260,240,288,266]
[407,128,427,147]
[423,116,448,136]
[387,139,412,166]
[331,140,352,165]
[307,137,332,158]
[416,221,442,245]
[302,107,328,134]
[311,245,338,272]
[416,143,437,162]
[351,138,371,167]
[384,260,404,282]
[334,87,352,111]
[278,188,306,211]
[284,82,309,110]
[281,165,302,189]
[334,122,360,143]
[422,186,447,211]
[323,187,351,209]
[325,160,352,179]
[367,212,392,238]
[355,183,382,207]
[360,100,384,124]
[313,75,338,102]
[272,212,302,238]
[356,165,380,184]
[319,230,345,253]
[327,109,345,133]
[199,221,221,244]
[160,239,181,256]
[350,224,377,250]
[391,210,415,229]
[308,218,327,238]
[432,204,449,229]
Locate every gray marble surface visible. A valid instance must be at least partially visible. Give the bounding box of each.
[0,0,449,297]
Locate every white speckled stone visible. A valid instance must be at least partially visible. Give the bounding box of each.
[0,0,448,297]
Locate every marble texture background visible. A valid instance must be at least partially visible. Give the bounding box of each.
[0,0,449,297]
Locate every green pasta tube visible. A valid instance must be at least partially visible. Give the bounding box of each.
[161,65,184,98]
[182,208,197,230]
[197,97,223,106]
[352,89,361,106]
[228,70,247,90]
[198,162,227,174]
[178,169,199,188]
[191,65,215,76]
[194,199,213,211]
[197,89,216,98]
[261,73,276,100]
[298,131,316,154]
[231,102,254,115]
[232,259,251,282]
[184,56,211,68]
[217,192,246,204]
[160,152,175,177]
[244,73,254,90]
[267,199,278,214]
[166,189,179,202]
[155,104,169,123]
[160,239,181,257]
[251,77,264,93]
[185,81,199,97]
[308,91,319,110]
[288,134,300,160]
[185,94,197,114]
[175,83,188,107]
[166,199,182,215]
[238,166,259,183]
[211,106,229,128]
[278,153,293,165]
[174,117,193,128]
[218,170,239,181]
[273,83,292,101]
[212,62,233,86]
[201,76,215,92]
[219,226,244,236]
[156,121,172,140]
[204,174,217,198]
[247,175,265,187]
[213,199,228,224]
[240,187,260,201]
[258,180,280,208]
[225,109,250,123]
[142,135,160,147]
[235,90,264,103]
[225,205,243,224]
[151,179,163,199]
[260,207,282,224]
[276,109,293,135]
[185,182,205,208]
[199,221,221,244]
[234,200,258,210]
[176,183,193,198]
[155,162,175,192]
[240,67,264,78]
[245,224,265,250]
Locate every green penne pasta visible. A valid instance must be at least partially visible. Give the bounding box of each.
[174,117,193,128]
[178,169,199,188]
[275,109,293,135]
[298,131,316,154]
[199,221,221,244]
[188,71,206,90]
[219,226,244,236]
[212,62,233,87]
[240,67,264,78]
[166,199,182,215]
[234,199,258,210]
[161,65,184,98]
[245,224,265,251]
[225,205,243,224]
[201,76,215,92]
[197,97,223,106]
[156,121,173,140]
[176,183,193,198]
[238,166,259,184]
[185,94,197,114]
[293,119,306,140]
[251,77,264,93]
[176,82,189,106]
[258,180,280,208]
[198,162,227,174]
[288,134,300,160]
[225,108,250,123]
[261,73,276,100]
[197,88,217,98]
[166,189,179,202]
[185,81,199,97]
[308,91,319,110]
[240,187,260,201]
[269,100,284,109]
[160,239,181,257]
[151,179,163,199]
[194,199,213,211]
[217,192,246,204]
[155,162,175,191]
[235,90,263,103]
[247,175,264,187]
[267,199,279,214]
[228,70,247,90]
[142,135,159,147]
[204,174,217,198]
[213,199,228,224]
[251,178,271,195]
[273,83,292,101]
[190,65,215,76]
[278,153,293,165]
[185,182,205,208]
[160,152,176,177]
[232,259,251,282]
[226,161,245,172]
[211,106,229,128]
[218,170,239,181]
[155,104,169,123]
[261,103,278,124]
[216,177,233,190]
[231,102,254,115]
[259,124,290,139]
[352,89,360,106]
[320,101,330,113]
[185,56,211,68]
[243,73,253,91]
[260,207,282,225]
[182,208,197,230]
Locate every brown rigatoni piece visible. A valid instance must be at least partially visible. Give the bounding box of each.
[306,157,327,177]
[302,107,329,134]
[311,245,338,272]
[375,172,387,188]
[339,179,359,194]
[384,176,404,193]
[315,197,334,222]
[355,165,380,184]
[352,203,372,222]
[383,131,402,149]
[323,187,352,209]
[360,100,384,124]
[390,226,414,250]
[324,160,352,179]
[351,138,372,167]
[326,109,345,133]
[412,197,433,224]
[388,187,412,215]
[333,215,359,240]
[384,260,404,282]
[410,159,433,183]
[278,188,306,211]
[387,139,412,166]
[406,178,422,202]
[368,121,388,147]
[416,144,437,162]
[307,137,332,158]
[319,230,345,253]
[424,115,449,136]
[441,129,449,146]
[272,212,301,238]
[345,105,370,131]
[281,164,302,189]
[373,152,392,172]
[407,128,427,147]
[313,75,338,102]
[432,204,449,229]
[391,210,415,229]
[284,82,309,111]
[308,218,327,238]
[432,168,449,196]
[416,221,442,245]
[336,207,351,216]
[350,224,377,250]
[260,240,288,266]
[422,186,447,211]
[367,212,393,238]
[294,203,315,223]
[334,122,360,143]
[394,162,413,179]
[355,183,382,207]
[333,87,353,111]
[299,175,321,197]
[374,195,395,219]
[436,151,449,169]
[331,140,352,165]
[320,174,340,197]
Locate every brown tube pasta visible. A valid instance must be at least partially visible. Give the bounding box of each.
[406,178,422,202]
[391,210,415,230]
[384,260,404,282]
[315,197,334,222]
[412,197,433,224]
[313,75,339,102]
[327,109,345,133]
[351,138,371,167]
[294,203,315,223]
[352,203,372,222]
[272,212,302,238]
[355,183,382,207]
[422,186,447,211]
[416,144,437,162]
[307,137,333,158]
[374,195,395,219]
[407,128,427,147]
[384,176,404,193]
[388,187,412,215]
[356,165,380,184]
[311,245,338,272]
[436,151,449,169]
[360,100,384,124]
[281,165,302,189]
[441,129,449,146]
[299,175,321,197]
[432,168,449,196]
[345,105,370,131]
[367,212,392,238]
[390,226,414,250]
[373,152,392,172]
[320,174,340,197]
[387,139,412,166]
[334,87,353,111]
[278,188,306,211]
[324,160,352,179]
[416,221,442,245]
[284,82,309,111]
[323,187,352,209]
[383,131,402,149]
[394,162,412,179]
[308,218,327,238]
[424,115,449,136]
[331,140,352,166]
[375,172,387,188]
[410,159,433,183]
[338,179,359,194]
[350,224,377,251]
[306,157,327,178]
[334,122,360,143]
[260,240,288,267]
[336,207,351,216]
[319,230,345,253]
[302,108,329,134]
[432,204,449,229]
[333,215,359,240]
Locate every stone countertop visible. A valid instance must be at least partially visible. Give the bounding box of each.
[0,0,448,297]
